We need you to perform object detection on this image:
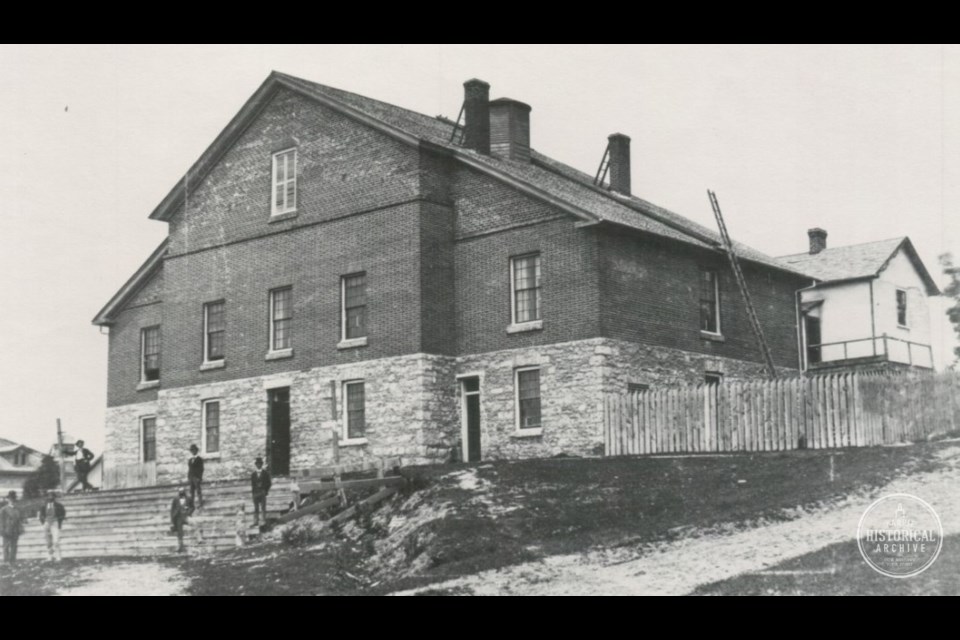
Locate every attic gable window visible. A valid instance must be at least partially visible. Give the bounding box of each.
[896,289,908,327]
[271,148,297,216]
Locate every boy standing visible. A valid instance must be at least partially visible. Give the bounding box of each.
[187,444,204,510]
[0,491,24,564]
[250,457,272,526]
[38,491,66,562]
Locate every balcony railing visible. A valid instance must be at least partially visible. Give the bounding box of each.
[807,334,933,369]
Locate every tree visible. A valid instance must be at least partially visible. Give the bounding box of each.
[940,252,960,369]
[23,455,61,499]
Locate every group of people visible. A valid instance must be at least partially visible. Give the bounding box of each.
[1,490,67,564]
[168,446,274,553]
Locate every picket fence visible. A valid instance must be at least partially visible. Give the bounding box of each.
[603,371,960,456]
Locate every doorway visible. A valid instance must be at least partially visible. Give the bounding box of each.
[267,387,291,476]
[460,377,481,462]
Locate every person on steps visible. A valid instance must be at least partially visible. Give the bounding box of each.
[251,457,272,527]
[74,440,96,492]
[0,491,24,564]
[187,444,204,510]
[170,488,194,554]
[38,491,66,562]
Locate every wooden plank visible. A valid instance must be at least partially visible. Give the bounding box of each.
[327,487,400,526]
[300,476,406,493]
[272,494,340,525]
[297,457,403,479]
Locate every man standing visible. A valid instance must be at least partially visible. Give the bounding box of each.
[170,488,194,554]
[187,444,204,510]
[251,457,271,527]
[0,491,24,564]
[74,439,96,492]
[38,491,66,562]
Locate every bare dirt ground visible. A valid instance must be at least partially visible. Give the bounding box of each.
[55,562,190,596]
[394,445,960,595]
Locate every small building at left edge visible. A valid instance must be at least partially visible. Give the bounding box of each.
[0,438,43,496]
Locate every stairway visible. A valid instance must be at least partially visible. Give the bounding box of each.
[15,479,292,559]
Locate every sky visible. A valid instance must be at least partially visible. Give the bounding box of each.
[0,44,957,452]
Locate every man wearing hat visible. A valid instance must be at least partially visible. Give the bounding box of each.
[169,487,194,553]
[0,491,24,564]
[250,457,272,527]
[74,439,96,492]
[187,444,205,510]
[38,491,66,562]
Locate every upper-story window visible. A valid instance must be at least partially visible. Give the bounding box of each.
[342,273,368,340]
[269,287,293,352]
[896,289,908,327]
[141,326,161,382]
[699,268,721,334]
[203,301,225,363]
[511,253,541,325]
[271,148,297,216]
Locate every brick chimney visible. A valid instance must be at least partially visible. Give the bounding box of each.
[808,228,827,254]
[462,79,490,154]
[489,98,531,162]
[607,133,631,195]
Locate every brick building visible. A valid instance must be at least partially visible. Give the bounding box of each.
[93,72,812,481]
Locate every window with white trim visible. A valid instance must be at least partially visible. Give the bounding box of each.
[511,253,541,324]
[141,416,157,463]
[269,287,293,352]
[515,367,542,430]
[141,326,161,382]
[271,148,297,216]
[202,399,220,455]
[896,289,908,327]
[203,301,225,362]
[699,268,721,334]
[341,273,367,340]
[343,380,366,441]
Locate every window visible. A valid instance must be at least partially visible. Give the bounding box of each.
[896,289,908,327]
[704,372,724,385]
[141,416,157,463]
[269,287,293,352]
[202,400,220,455]
[141,326,161,382]
[342,273,367,340]
[515,367,542,430]
[511,253,541,324]
[343,381,366,442]
[204,301,225,362]
[699,268,721,334]
[13,450,27,466]
[271,148,297,216]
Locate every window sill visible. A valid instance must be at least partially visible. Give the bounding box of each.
[512,428,543,438]
[200,360,226,371]
[897,325,910,331]
[507,320,543,334]
[201,453,222,460]
[337,337,368,350]
[269,210,298,223]
[700,331,725,343]
[136,380,160,391]
[266,349,294,361]
[340,438,368,447]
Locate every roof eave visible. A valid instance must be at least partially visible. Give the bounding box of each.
[92,239,168,326]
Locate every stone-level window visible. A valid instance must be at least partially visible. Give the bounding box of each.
[515,367,542,430]
[271,148,297,216]
[269,287,293,352]
[511,253,541,324]
[896,289,908,327]
[140,415,157,463]
[204,300,226,362]
[699,268,721,334]
[141,326,161,382]
[342,273,367,340]
[202,399,220,455]
[343,380,366,442]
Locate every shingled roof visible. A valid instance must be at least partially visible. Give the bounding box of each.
[145,72,808,278]
[778,237,940,295]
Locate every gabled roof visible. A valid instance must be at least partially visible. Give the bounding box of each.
[778,237,940,295]
[145,71,807,278]
[92,239,167,326]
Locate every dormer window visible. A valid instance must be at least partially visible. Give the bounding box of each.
[271,148,297,216]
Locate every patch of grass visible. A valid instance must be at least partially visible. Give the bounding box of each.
[691,533,960,596]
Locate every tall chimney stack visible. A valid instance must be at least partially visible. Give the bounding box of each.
[489,98,531,162]
[462,79,490,154]
[607,133,631,195]
[808,228,828,255]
